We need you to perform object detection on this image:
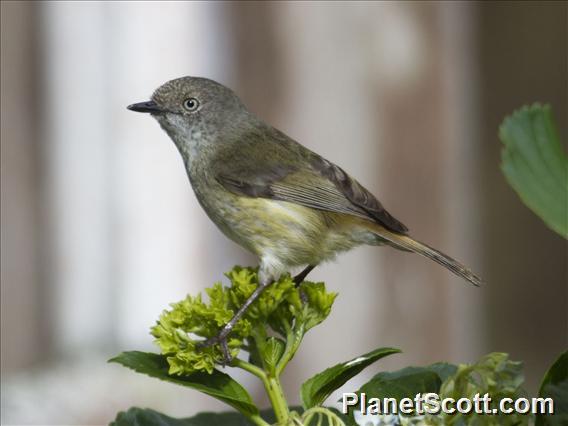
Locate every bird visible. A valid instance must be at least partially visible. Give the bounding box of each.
[128,76,482,361]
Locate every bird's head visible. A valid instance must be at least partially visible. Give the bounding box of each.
[128,76,249,150]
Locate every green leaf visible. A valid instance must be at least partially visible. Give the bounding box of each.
[109,352,258,416]
[342,366,444,423]
[440,353,525,401]
[111,408,261,426]
[301,347,401,409]
[438,352,533,426]
[437,353,530,426]
[536,351,568,426]
[356,366,442,402]
[426,362,458,383]
[111,407,353,426]
[499,104,568,238]
[263,337,285,374]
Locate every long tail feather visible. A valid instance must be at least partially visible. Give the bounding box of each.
[370,226,483,287]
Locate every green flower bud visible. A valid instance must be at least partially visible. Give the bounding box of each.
[150,266,337,375]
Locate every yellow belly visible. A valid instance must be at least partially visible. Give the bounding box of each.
[211,195,375,271]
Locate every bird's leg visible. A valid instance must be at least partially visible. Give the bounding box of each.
[293,265,316,305]
[199,265,316,364]
[198,278,272,365]
[293,265,316,287]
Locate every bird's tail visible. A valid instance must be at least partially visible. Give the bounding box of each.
[368,225,483,287]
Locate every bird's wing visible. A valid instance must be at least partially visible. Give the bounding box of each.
[213,127,408,234]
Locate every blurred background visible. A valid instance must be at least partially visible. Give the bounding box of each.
[1,1,566,424]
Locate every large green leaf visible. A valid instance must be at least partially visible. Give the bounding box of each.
[356,366,443,402]
[536,351,568,426]
[499,104,568,238]
[111,408,260,426]
[109,352,258,417]
[111,407,353,426]
[341,365,444,421]
[301,347,401,409]
[425,362,458,383]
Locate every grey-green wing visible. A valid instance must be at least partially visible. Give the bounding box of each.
[213,127,408,234]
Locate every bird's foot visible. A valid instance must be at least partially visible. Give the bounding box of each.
[197,327,233,365]
[299,288,308,305]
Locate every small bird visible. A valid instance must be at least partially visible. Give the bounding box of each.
[128,76,482,360]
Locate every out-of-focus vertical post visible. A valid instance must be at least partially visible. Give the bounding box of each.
[440,1,486,362]
[1,0,43,372]
[40,1,114,354]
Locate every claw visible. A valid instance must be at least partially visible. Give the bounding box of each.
[299,288,308,305]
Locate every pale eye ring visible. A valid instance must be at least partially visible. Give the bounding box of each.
[183,97,200,112]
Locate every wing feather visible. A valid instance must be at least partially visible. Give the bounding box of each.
[213,126,408,234]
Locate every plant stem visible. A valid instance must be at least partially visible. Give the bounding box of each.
[232,358,266,380]
[230,360,271,426]
[233,358,291,424]
[247,413,271,426]
[266,374,290,424]
[302,407,346,426]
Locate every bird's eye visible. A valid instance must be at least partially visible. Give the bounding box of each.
[183,97,200,112]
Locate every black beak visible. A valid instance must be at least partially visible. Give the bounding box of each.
[127,100,163,113]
